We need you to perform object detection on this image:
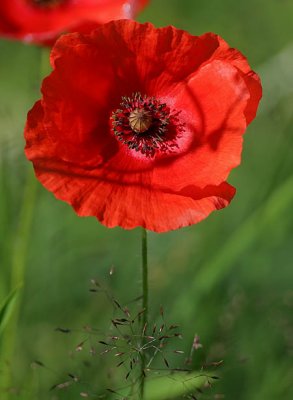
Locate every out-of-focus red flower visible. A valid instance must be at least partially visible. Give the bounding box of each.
[25,20,262,233]
[0,0,148,45]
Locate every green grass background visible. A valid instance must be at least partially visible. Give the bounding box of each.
[0,0,293,399]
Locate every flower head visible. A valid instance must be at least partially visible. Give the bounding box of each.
[0,0,148,45]
[25,20,262,232]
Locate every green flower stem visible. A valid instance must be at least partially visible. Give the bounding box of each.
[140,228,148,399]
[142,228,148,328]
[0,47,50,396]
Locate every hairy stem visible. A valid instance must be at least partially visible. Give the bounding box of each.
[140,228,148,399]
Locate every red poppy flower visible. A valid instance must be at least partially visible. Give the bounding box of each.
[0,0,148,45]
[24,20,262,232]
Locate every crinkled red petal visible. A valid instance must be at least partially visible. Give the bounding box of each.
[211,35,262,124]
[152,59,249,190]
[32,155,236,232]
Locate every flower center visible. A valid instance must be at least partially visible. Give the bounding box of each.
[128,109,152,133]
[29,0,63,7]
[111,93,182,157]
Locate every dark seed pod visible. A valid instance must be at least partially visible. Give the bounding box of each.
[129,108,152,133]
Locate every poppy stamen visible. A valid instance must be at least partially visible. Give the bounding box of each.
[111,92,182,157]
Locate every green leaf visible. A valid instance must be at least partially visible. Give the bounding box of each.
[145,371,211,400]
[0,285,22,336]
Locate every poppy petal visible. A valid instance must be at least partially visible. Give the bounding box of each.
[152,59,249,190]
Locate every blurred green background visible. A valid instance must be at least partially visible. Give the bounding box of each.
[0,0,293,399]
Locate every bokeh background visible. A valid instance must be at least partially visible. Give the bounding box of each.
[0,0,292,399]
